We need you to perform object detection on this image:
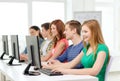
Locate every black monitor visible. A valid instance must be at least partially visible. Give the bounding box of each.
[23,36,41,76]
[0,35,9,59]
[7,35,21,65]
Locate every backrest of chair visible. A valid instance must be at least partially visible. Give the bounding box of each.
[105,56,113,81]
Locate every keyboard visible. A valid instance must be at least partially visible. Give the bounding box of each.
[39,68,63,76]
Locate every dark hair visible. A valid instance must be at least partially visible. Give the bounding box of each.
[29,25,44,39]
[50,19,65,47]
[41,22,50,31]
[66,20,81,35]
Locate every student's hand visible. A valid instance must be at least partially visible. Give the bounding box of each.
[52,67,69,74]
[42,63,55,69]
[20,54,24,60]
[20,54,28,61]
[42,60,62,69]
[47,59,61,65]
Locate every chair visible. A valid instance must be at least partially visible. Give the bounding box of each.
[105,56,113,81]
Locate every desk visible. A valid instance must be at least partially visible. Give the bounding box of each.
[0,60,98,81]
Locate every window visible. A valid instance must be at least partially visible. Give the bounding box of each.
[0,2,28,53]
[0,2,28,35]
[0,1,65,54]
[32,1,65,27]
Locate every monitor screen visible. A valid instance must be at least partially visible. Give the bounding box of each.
[23,36,41,75]
[0,35,9,59]
[26,36,41,68]
[11,35,20,61]
[2,35,9,55]
[7,35,21,65]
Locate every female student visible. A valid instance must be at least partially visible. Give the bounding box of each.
[44,19,109,81]
[20,25,44,61]
[41,19,69,61]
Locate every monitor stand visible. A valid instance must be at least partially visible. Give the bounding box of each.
[0,52,5,59]
[23,62,40,76]
[7,56,21,66]
[0,52,9,60]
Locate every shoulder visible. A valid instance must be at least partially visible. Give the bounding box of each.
[96,44,109,55]
[60,38,68,42]
[59,38,69,45]
[97,44,108,51]
[78,41,84,47]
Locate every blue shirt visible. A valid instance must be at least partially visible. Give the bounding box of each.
[57,41,84,69]
[22,37,44,54]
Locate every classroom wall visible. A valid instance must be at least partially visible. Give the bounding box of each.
[0,0,120,56]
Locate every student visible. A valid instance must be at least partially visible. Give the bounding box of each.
[44,19,109,81]
[20,26,44,61]
[41,19,69,61]
[48,20,84,69]
[40,22,53,56]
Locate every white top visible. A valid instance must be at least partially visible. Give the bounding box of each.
[41,39,52,55]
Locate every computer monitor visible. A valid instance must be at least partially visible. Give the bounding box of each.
[23,36,62,76]
[23,36,41,76]
[0,35,9,59]
[7,35,21,65]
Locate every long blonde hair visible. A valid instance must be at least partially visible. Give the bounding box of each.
[82,19,105,54]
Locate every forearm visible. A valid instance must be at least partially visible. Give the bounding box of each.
[59,62,75,69]
[62,68,97,76]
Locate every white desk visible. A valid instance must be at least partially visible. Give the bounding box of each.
[0,60,98,81]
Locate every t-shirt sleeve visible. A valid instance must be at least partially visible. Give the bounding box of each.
[97,44,109,55]
[60,38,69,46]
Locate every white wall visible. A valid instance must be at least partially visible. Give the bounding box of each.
[70,0,120,55]
[0,0,120,56]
